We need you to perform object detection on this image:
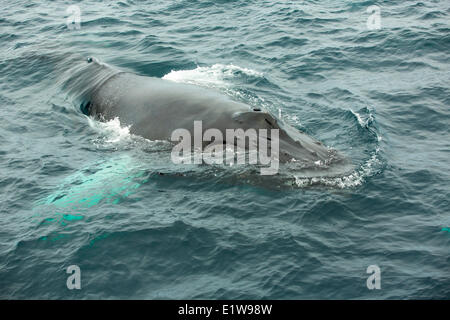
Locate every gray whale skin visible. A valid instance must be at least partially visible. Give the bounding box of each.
[78,58,347,169]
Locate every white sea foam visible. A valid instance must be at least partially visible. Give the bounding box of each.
[294,146,381,188]
[351,108,383,142]
[162,64,263,88]
[88,116,132,144]
[350,108,375,129]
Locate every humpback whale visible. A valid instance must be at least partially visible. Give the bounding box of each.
[66,57,347,174]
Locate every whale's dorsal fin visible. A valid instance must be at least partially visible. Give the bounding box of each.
[232,111,279,130]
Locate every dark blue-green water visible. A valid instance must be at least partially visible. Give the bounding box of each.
[0,0,449,299]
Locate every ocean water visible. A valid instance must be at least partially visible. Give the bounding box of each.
[0,0,449,299]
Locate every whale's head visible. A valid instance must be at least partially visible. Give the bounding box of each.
[231,109,349,171]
